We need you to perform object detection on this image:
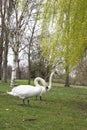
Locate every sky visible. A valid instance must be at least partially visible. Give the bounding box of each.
[7,49,28,66]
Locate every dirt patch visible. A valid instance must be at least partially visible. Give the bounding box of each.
[23,118,37,122]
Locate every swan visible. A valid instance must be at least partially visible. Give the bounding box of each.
[34,69,58,100]
[7,82,47,106]
[34,77,48,100]
[47,69,58,91]
[7,69,58,106]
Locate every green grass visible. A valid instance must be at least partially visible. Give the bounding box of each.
[0,80,87,130]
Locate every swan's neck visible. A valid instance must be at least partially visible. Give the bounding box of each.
[48,71,54,90]
[34,78,40,86]
[34,77,47,86]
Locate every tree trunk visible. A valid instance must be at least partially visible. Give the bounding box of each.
[28,46,31,85]
[0,1,4,80]
[10,52,18,87]
[65,73,70,87]
[2,46,8,82]
[0,44,3,80]
[27,20,36,84]
[2,30,8,82]
[16,59,21,79]
[65,66,70,87]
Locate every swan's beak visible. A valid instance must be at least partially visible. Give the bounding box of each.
[46,86,49,91]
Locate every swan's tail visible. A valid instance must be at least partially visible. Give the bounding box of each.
[7,91,15,96]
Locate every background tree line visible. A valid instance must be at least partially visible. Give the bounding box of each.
[0,0,87,86]
[0,0,52,86]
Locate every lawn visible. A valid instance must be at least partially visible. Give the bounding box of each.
[0,80,87,130]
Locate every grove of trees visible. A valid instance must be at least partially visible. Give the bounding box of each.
[0,0,87,87]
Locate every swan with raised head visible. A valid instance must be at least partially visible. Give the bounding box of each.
[34,69,58,100]
[47,69,58,91]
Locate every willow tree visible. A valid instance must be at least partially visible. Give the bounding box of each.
[41,0,87,86]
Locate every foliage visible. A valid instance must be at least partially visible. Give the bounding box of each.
[41,0,87,70]
[15,0,28,12]
[30,59,52,81]
[0,80,87,129]
[74,55,87,86]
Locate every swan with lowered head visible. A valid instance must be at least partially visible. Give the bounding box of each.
[34,69,58,100]
[7,80,48,106]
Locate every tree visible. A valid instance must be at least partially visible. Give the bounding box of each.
[41,0,87,86]
[0,0,4,80]
[74,51,87,85]
[21,0,44,84]
[8,0,30,86]
[9,0,43,86]
[2,0,13,82]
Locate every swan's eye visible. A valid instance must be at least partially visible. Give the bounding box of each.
[54,70,58,75]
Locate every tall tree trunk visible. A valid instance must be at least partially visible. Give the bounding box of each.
[28,46,31,85]
[65,66,70,87]
[0,1,4,80]
[16,59,21,79]
[10,52,18,87]
[2,23,9,82]
[27,21,36,84]
[0,41,3,80]
[2,42,8,82]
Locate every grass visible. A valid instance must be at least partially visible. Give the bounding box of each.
[0,80,87,130]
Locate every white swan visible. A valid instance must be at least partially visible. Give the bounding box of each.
[34,77,48,100]
[7,69,58,106]
[47,69,58,91]
[7,82,47,106]
[34,69,58,100]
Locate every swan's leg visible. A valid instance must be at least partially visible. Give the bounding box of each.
[23,99,30,107]
[27,99,31,107]
[27,99,30,105]
[40,96,42,100]
[23,99,25,105]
